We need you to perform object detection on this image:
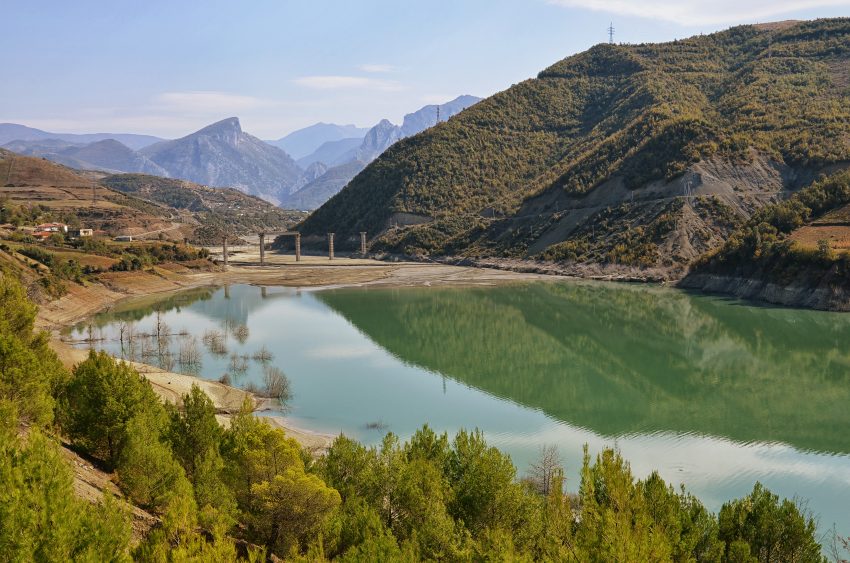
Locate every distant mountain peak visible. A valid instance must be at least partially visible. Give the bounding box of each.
[88,138,127,149]
[282,95,481,210]
[141,117,301,203]
[268,122,369,160]
[400,95,482,137]
[194,117,242,141]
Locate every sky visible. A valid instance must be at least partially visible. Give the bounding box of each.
[2,0,848,140]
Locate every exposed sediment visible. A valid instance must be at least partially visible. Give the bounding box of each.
[679,272,850,311]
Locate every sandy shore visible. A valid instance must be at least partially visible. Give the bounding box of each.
[41,254,551,451]
[38,254,551,331]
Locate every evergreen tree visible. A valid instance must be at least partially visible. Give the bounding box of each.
[0,274,65,426]
[718,483,825,563]
[61,350,165,467]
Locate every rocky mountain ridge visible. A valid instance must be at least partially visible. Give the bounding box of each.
[281,95,482,210]
[266,122,368,160]
[0,122,163,150]
[140,117,303,205]
[3,96,480,208]
[6,138,167,176]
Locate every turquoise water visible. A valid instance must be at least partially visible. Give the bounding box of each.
[69,281,850,537]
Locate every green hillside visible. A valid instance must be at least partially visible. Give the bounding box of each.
[300,19,850,276]
[681,170,850,307]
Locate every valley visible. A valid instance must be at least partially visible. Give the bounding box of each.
[3,11,850,561]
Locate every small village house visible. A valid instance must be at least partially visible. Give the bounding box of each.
[69,228,93,238]
[33,222,68,240]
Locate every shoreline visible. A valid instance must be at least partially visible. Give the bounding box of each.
[38,256,555,331]
[41,257,553,451]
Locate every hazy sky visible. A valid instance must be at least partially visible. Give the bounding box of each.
[2,0,848,139]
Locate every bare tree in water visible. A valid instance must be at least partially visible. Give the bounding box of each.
[159,349,175,372]
[155,311,171,351]
[125,322,137,361]
[203,329,227,356]
[118,321,127,352]
[85,322,99,349]
[229,352,248,374]
[252,345,273,363]
[244,365,293,414]
[178,335,201,368]
[233,324,249,344]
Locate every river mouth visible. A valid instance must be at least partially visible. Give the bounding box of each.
[65,280,850,537]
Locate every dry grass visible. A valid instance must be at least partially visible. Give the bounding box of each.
[827,59,850,91]
[51,251,118,270]
[789,225,850,252]
[1,149,98,187]
[813,203,850,225]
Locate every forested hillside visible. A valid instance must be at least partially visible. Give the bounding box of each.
[300,19,850,278]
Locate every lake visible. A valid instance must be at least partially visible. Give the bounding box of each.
[67,280,850,536]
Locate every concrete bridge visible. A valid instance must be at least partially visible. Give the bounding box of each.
[220,231,367,266]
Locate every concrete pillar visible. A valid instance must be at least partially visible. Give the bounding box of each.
[295,233,301,262]
[360,232,367,255]
[183,237,189,246]
[259,233,265,265]
[260,286,267,298]
[222,237,228,267]
[328,233,335,260]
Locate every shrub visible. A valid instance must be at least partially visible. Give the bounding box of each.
[0,429,131,561]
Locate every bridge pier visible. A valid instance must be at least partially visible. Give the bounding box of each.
[258,231,301,263]
[295,233,301,262]
[328,233,334,260]
[222,237,228,267]
[360,231,367,255]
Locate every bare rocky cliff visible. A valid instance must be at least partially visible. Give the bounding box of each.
[141,117,303,204]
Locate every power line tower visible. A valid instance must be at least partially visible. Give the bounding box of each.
[436,105,441,124]
[608,22,615,44]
